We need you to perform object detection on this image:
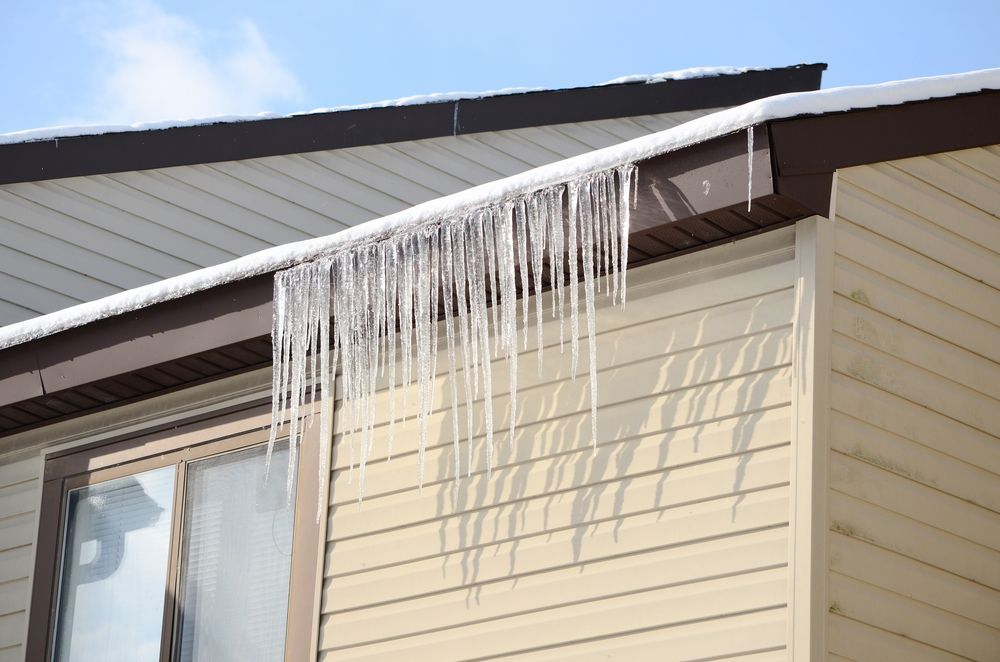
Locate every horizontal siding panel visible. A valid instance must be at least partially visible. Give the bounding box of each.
[327,447,789,567]
[833,294,1000,401]
[837,164,1000,274]
[332,282,794,437]
[322,530,787,647]
[832,332,999,435]
[830,411,999,513]
[0,186,197,277]
[55,175,251,258]
[0,480,36,521]
[0,612,23,650]
[333,363,791,480]
[829,572,999,660]
[0,244,118,303]
[0,458,38,491]
[834,256,997,362]
[892,151,1000,217]
[321,250,793,659]
[108,169,306,246]
[829,491,1000,590]
[324,490,789,612]
[334,403,791,509]
[828,614,967,662]
[0,645,22,662]
[0,547,31,587]
[0,215,156,289]
[490,607,785,661]
[0,581,27,619]
[0,513,34,553]
[830,532,1000,628]
[943,144,1000,177]
[830,451,999,549]
[831,374,1000,475]
[835,218,999,327]
[838,159,1000,253]
[319,567,786,660]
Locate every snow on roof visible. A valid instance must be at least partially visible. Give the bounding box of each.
[0,65,773,147]
[599,66,763,86]
[1,67,998,350]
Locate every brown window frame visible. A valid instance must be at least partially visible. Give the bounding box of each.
[24,400,324,662]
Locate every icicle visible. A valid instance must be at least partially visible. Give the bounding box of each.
[441,228,462,492]
[548,187,566,350]
[269,161,641,504]
[584,178,601,451]
[414,231,432,487]
[315,259,332,522]
[482,211,501,356]
[386,240,398,457]
[451,224,476,477]
[527,191,547,373]
[617,165,635,308]
[566,182,580,378]
[747,126,754,213]
[399,236,414,425]
[515,198,530,350]
[498,203,518,447]
[470,215,495,474]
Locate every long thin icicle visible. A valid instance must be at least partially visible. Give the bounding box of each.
[269,162,638,502]
[747,126,754,213]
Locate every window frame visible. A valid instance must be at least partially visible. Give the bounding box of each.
[25,400,325,662]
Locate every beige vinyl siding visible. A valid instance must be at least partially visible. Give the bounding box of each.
[826,147,1000,660]
[0,454,39,661]
[0,109,721,326]
[319,233,796,660]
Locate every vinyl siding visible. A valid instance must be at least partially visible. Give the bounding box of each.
[0,109,721,326]
[319,234,796,660]
[0,455,39,662]
[826,147,1000,660]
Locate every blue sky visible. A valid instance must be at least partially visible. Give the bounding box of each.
[2,0,997,134]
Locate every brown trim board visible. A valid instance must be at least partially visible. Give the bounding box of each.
[770,89,1000,176]
[0,64,826,185]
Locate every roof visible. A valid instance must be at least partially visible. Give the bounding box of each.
[0,65,826,185]
[0,67,998,439]
[0,64,826,329]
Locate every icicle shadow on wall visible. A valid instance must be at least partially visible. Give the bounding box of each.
[268,164,637,505]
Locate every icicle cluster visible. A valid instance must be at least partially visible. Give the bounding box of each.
[268,165,636,502]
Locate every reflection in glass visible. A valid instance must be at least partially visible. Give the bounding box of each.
[175,441,296,662]
[53,466,176,662]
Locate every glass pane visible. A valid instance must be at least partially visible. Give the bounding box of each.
[176,441,296,662]
[53,465,176,662]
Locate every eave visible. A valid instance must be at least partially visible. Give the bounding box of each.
[1,88,998,441]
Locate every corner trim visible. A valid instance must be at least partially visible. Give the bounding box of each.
[788,206,834,659]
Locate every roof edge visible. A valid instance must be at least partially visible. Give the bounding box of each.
[0,68,997,355]
[0,64,826,185]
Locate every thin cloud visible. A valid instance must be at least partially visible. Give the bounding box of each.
[87,2,303,124]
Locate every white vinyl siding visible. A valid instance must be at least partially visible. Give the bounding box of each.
[826,147,1000,660]
[319,233,796,660]
[0,109,722,326]
[0,454,39,661]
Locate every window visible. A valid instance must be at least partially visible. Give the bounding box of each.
[26,403,324,662]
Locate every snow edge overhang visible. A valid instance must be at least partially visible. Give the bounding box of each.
[0,65,827,185]
[1,88,999,442]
